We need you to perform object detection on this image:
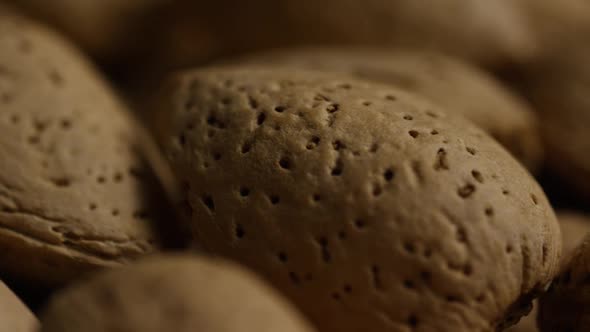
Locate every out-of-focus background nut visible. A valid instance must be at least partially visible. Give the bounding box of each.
[0,8,176,285]
[0,280,38,332]
[40,254,316,332]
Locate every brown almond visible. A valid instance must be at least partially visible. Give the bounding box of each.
[154,66,561,332]
[0,280,38,332]
[0,9,170,284]
[40,254,316,332]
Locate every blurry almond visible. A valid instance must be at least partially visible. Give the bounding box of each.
[0,280,37,332]
[40,254,316,332]
[0,9,170,284]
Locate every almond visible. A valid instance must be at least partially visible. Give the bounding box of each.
[0,280,37,332]
[40,254,316,332]
[155,66,561,332]
[0,9,170,284]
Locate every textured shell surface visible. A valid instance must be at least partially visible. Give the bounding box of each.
[156,66,561,332]
[0,10,167,284]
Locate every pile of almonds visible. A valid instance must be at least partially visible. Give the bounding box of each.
[1,1,589,331]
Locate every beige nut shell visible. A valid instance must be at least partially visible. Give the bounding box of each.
[522,45,590,201]
[236,48,542,171]
[40,254,316,332]
[156,67,561,332]
[538,235,590,331]
[0,281,37,332]
[0,10,167,284]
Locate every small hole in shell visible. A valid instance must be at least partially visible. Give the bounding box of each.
[279,157,292,170]
[241,141,252,154]
[403,280,415,289]
[407,315,419,327]
[506,245,513,253]
[404,242,416,254]
[202,195,215,212]
[239,187,250,197]
[235,224,245,239]
[332,140,345,151]
[383,168,395,182]
[257,112,266,125]
[51,178,70,187]
[269,195,280,205]
[61,119,71,129]
[458,184,476,198]
[354,219,366,229]
[331,160,343,176]
[471,170,484,183]
[372,183,382,197]
[278,252,288,262]
[307,136,320,150]
[113,173,123,183]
